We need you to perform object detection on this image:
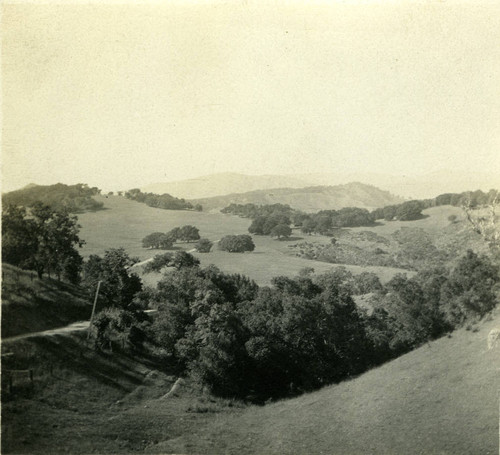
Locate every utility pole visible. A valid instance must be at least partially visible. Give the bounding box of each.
[87,280,102,340]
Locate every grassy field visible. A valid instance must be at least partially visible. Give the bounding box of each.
[148,308,500,455]
[78,196,413,286]
[1,264,91,338]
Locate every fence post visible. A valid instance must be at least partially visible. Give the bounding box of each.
[29,369,34,383]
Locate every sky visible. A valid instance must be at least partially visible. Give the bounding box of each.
[2,0,500,192]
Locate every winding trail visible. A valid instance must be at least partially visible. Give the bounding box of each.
[2,310,158,344]
[2,321,90,344]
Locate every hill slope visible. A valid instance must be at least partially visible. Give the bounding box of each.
[191,182,405,212]
[141,172,311,199]
[141,170,500,200]
[1,264,91,338]
[151,309,500,454]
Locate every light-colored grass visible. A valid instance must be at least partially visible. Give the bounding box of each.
[78,196,413,286]
[149,309,500,455]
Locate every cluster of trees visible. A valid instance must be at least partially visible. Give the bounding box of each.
[366,250,499,355]
[223,190,499,235]
[125,188,202,211]
[145,264,368,398]
[137,248,498,400]
[372,189,499,222]
[223,203,376,238]
[298,208,375,234]
[142,225,201,249]
[87,243,498,401]
[143,251,201,273]
[219,235,255,253]
[82,248,143,310]
[372,200,424,222]
[221,203,294,219]
[2,203,85,282]
[82,248,151,350]
[2,183,103,213]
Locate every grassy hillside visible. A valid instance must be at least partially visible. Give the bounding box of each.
[1,264,91,338]
[77,195,412,286]
[149,308,500,455]
[1,332,241,454]
[191,182,405,212]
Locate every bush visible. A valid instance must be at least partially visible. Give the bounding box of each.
[142,232,174,249]
[219,235,255,253]
[440,250,499,325]
[195,238,213,253]
[270,224,292,239]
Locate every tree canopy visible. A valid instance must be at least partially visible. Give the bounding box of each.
[2,202,85,282]
[219,235,255,253]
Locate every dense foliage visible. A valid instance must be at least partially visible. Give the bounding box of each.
[2,203,85,282]
[82,248,143,310]
[142,225,201,249]
[125,188,201,211]
[195,238,213,253]
[219,235,255,253]
[140,249,498,400]
[143,251,200,273]
[2,183,103,213]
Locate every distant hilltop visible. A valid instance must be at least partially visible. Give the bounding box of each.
[142,170,500,201]
[190,182,405,213]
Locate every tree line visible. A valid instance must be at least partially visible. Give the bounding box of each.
[2,183,104,213]
[142,225,201,249]
[222,189,500,237]
[125,188,202,211]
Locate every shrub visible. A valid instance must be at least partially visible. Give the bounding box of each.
[219,235,255,253]
[142,232,174,249]
[195,238,213,253]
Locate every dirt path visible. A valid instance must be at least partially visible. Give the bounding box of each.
[2,309,158,344]
[3,321,90,344]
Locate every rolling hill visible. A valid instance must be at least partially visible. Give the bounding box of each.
[140,170,500,200]
[150,308,500,454]
[141,172,311,199]
[191,182,405,212]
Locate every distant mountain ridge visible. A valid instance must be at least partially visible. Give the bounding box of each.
[190,182,405,213]
[141,173,311,199]
[142,170,500,200]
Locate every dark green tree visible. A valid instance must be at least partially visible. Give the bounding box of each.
[219,235,255,253]
[270,223,292,239]
[82,248,142,310]
[195,238,213,253]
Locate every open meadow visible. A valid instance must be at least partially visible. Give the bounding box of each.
[77,196,413,286]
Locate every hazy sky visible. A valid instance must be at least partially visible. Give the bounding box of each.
[2,0,500,192]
